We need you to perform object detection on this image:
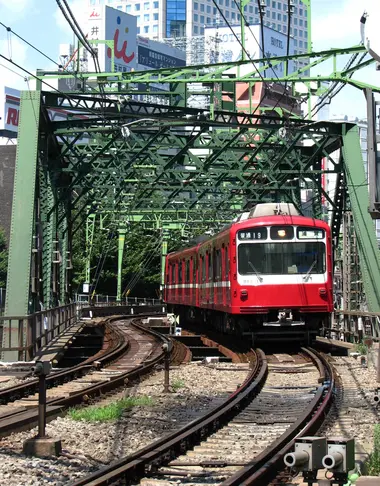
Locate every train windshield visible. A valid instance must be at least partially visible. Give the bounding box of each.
[238,242,326,275]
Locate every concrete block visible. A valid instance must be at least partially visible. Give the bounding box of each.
[23,437,62,457]
[356,477,380,485]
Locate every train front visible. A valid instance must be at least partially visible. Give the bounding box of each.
[232,218,333,343]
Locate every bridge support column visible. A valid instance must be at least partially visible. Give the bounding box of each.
[3,91,41,361]
[117,228,126,302]
[160,230,168,300]
[342,123,380,315]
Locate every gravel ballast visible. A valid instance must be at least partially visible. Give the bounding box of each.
[0,362,249,485]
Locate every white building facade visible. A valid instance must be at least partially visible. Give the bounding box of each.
[88,0,309,59]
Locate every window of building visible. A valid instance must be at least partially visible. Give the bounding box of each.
[153,1,159,6]
[194,2,198,9]
[144,25,149,32]
[231,11,236,19]
[294,28,298,36]
[194,13,198,21]
[272,1,276,7]
[137,26,140,33]
[194,25,198,33]
[137,15,141,23]
[126,4,131,12]
[283,2,286,10]
[304,30,308,38]
[305,20,308,27]
[153,24,158,32]
[117,5,122,10]
[206,16,210,23]
[200,25,204,34]
[225,10,229,17]
[200,14,204,23]
[206,5,211,13]
[144,2,149,9]
[248,4,252,12]
[277,13,281,20]
[300,8,303,15]
[153,12,158,19]
[144,13,149,21]
[299,19,303,26]
[282,24,286,32]
[90,0,96,5]
[255,7,258,14]
[272,11,275,19]
[200,3,204,11]
[213,7,216,14]
[135,4,140,10]
[294,39,298,46]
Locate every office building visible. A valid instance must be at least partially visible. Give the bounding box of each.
[88,0,310,60]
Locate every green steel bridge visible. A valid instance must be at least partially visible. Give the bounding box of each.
[2,44,380,361]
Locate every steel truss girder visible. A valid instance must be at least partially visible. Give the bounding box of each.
[39,45,380,93]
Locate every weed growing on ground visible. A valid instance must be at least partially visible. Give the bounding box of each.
[366,424,380,475]
[354,342,368,355]
[172,379,186,392]
[68,396,154,422]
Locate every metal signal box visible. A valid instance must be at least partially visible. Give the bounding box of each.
[322,437,355,473]
[284,437,327,471]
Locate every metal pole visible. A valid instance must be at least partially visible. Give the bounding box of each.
[38,374,47,438]
[160,230,168,301]
[117,228,126,302]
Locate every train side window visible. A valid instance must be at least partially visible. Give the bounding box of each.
[208,251,213,281]
[179,260,183,283]
[193,256,196,282]
[171,262,176,283]
[202,255,206,282]
[186,259,190,283]
[214,249,221,281]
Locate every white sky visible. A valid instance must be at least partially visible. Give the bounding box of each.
[0,0,379,119]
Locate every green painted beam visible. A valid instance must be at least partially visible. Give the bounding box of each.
[4,91,41,360]
[342,123,380,312]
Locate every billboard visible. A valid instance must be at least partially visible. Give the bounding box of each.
[87,6,137,73]
[204,24,295,78]
[3,87,20,134]
[137,36,186,70]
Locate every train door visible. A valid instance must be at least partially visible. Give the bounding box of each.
[185,259,190,304]
[213,248,221,307]
[225,245,230,304]
[207,250,213,306]
[200,253,206,306]
[221,245,226,308]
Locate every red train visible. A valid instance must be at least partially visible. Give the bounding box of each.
[164,203,333,344]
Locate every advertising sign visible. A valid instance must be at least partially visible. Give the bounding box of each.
[86,6,137,73]
[4,87,20,134]
[137,36,186,70]
[204,24,294,78]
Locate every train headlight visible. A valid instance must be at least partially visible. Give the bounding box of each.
[277,229,286,237]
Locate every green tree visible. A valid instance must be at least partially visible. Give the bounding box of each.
[0,226,8,288]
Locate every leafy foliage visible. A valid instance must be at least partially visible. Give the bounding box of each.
[367,424,380,475]
[71,214,213,298]
[0,226,8,288]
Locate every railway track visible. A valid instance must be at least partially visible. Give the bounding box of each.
[0,317,168,437]
[68,347,334,486]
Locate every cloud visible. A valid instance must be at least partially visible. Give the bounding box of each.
[0,0,33,13]
[0,36,29,91]
[312,0,380,52]
[54,0,89,39]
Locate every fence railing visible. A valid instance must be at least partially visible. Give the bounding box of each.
[0,303,81,362]
[75,294,162,306]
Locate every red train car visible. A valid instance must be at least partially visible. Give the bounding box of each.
[164,203,333,344]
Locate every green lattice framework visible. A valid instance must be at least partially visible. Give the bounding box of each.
[4,45,380,360]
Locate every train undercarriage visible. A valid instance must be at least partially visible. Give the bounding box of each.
[170,305,330,346]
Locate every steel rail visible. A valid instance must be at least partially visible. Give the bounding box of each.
[69,349,267,486]
[220,347,334,486]
[0,316,168,436]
